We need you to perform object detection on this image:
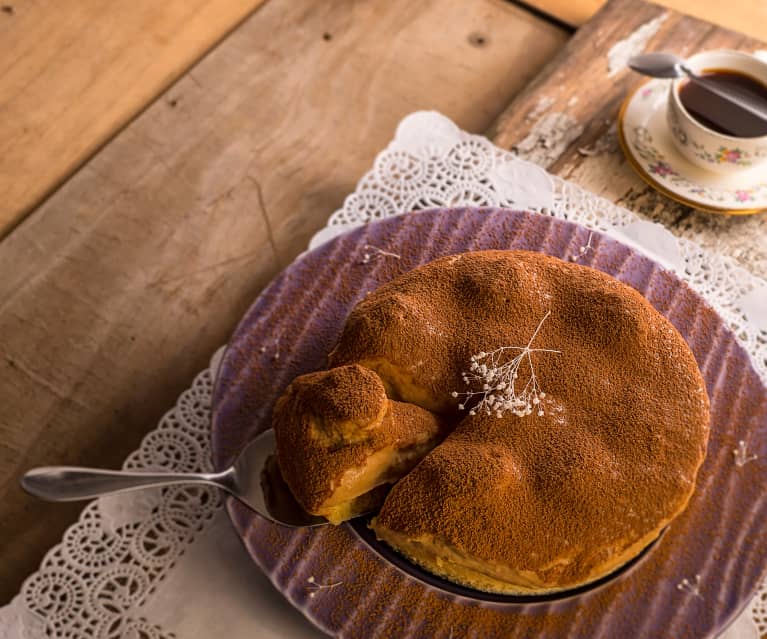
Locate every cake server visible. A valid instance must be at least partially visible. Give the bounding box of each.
[21,429,335,528]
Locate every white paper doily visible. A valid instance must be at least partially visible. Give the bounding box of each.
[1,111,765,639]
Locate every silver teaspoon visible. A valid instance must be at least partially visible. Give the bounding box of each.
[628,52,767,124]
[21,429,333,528]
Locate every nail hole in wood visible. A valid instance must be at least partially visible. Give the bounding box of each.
[322,32,332,41]
[468,32,487,47]
[168,99,178,108]
[1,5,14,14]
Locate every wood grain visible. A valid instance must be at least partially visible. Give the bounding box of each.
[0,0,566,603]
[527,0,767,40]
[489,0,767,279]
[519,0,603,27]
[0,0,267,238]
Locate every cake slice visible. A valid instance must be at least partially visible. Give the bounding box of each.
[272,364,447,524]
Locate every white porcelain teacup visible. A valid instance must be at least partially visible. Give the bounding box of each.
[666,50,767,175]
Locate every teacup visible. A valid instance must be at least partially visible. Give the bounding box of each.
[666,49,767,175]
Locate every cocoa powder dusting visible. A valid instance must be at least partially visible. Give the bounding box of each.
[326,251,710,589]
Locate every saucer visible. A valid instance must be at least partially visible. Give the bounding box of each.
[618,78,767,214]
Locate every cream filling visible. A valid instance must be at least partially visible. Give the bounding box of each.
[316,440,437,524]
[357,358,446,414]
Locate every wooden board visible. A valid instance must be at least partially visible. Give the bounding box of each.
[520,0,602,27]
[489,0,767,279]
[526,0,767,39]
[0,0,567,603]
[0,0,267,238]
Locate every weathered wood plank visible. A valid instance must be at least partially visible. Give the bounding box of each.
[0,0,567,603]
[519,0,603,27]
[0,0,267,237]
[527,0,767,40]
[489,0,767,278]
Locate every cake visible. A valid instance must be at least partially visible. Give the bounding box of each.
[272,250,710,594]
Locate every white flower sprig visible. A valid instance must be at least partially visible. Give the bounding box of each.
[569,232,594,261]
[306,576,343,598]
[360,244,401,264]
[676,574,703,599]
[452,311,560,418]
[733,440,758,467]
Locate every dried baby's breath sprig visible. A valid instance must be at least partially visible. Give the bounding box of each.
[733,440,758,467]
[360,244,401,265]
[452,311,560,418]
[569,232,594,261]
[258,331,283,361]
[676,574,703,599]
[306,575,343,598]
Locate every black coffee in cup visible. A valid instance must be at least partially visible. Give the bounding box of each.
[679,69,767,138]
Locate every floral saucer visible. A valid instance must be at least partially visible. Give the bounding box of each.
[618,78,767,214]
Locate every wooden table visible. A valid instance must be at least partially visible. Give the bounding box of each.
[1,0,764,614]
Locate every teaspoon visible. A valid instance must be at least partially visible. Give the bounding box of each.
[628,52,767,124]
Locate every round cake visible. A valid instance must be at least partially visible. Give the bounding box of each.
[272,249,710,594]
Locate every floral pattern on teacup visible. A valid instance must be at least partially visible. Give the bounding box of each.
[668,105,687,146]
[629,126,767,206]
[690,144,753,167]
[717,148,746,163]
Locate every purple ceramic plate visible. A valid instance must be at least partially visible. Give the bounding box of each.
[211,208,767,638]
